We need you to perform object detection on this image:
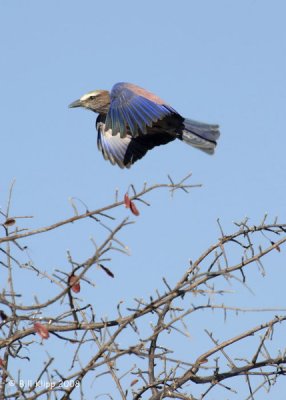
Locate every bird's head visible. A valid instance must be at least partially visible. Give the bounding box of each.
[69,90,110,114]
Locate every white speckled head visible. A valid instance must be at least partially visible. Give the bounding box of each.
[80,90,101,102]
[69,89,111,113]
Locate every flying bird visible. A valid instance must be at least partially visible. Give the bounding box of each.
[69,82,220,168]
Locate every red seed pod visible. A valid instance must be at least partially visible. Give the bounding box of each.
[124,193,131,209]
[34,322,50,339]
[69,275,81,293]
[4,218,16,227]
[130,201,140,216]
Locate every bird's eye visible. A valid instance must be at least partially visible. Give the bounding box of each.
[89,96,96,100]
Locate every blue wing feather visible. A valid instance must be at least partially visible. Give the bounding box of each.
[105,82,178,137]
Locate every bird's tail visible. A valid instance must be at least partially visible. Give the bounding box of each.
[181,118,220,155]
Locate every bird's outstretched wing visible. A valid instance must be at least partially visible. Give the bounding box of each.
[97,115,175,168]
[105,82,178,138]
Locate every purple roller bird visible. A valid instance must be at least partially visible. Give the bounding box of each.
[69,82,220,168]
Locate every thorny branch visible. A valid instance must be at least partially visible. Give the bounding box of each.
[0,174,200,245]
[0,174,285,399]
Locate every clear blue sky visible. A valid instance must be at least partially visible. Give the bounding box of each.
[1,1,286,398]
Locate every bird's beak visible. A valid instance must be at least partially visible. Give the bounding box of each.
[68,99,83,108]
